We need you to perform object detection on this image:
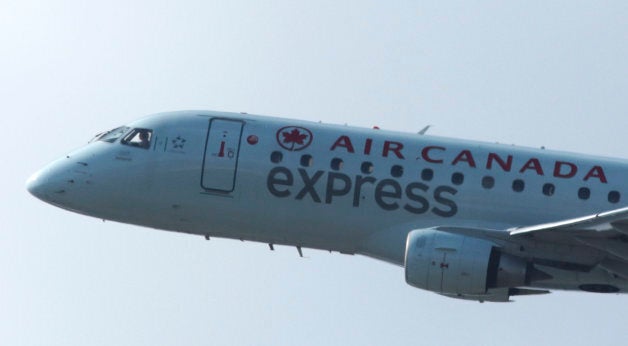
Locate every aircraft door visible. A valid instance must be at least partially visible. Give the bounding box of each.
[201,118,244,192]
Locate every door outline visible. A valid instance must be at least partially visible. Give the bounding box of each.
[200,118,244,193]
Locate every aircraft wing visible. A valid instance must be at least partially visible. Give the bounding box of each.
[507,206,628,278]
[509,206,628,237]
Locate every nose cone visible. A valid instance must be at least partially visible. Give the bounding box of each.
[26,168,50,201]
[26,158,74,206]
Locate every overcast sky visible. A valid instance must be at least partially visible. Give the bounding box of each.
[3,1,628,345]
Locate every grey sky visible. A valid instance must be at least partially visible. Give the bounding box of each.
[3,1,628,345]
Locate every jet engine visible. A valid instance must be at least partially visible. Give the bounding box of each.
[404,228,546,301]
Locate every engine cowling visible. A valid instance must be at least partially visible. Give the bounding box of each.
[404,228,530,300]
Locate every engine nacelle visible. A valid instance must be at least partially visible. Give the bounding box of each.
[404,228,529,299]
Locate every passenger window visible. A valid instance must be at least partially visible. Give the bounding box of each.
[95,126,130,143]
[608,191,621,204]
[270,151,283,163]
[512,179,525,192]
[421,169,433,181]
[391,165,404,178]
[578,187,591,200]
[121,128,153,149]
[300,154,313,167]
[482,176,495,189]
[451,172,464,185]
[331,158,344,171]
[361,162,374,174]
[542,183,555,196]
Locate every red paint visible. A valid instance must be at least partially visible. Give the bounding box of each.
[247,135,259,145]
[452,150,476,168]
[276,126,313,151]
[383,141,404,159]
[421,146,445,163]
[584,166,608,183]
[486,153,513,172]
[218,141,225,157]
[330,135,355,153]
[364,138,373,155]
[520,158,544,175]
[553,161,577,179]
[324,134,610,183]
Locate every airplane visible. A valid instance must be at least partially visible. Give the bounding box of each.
[26,110,628,302]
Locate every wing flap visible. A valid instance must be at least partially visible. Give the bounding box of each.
[576,237,628,262]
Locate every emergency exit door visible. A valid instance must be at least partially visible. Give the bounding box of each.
[201,118,244,192]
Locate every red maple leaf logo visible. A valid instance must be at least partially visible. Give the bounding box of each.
[276,126,313,151]
[282,129,308,149]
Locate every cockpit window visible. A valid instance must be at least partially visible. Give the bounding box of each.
[92,126,131,143]
[121,128,153,149]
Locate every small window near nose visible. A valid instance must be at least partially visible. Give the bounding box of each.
[121,128,153,149]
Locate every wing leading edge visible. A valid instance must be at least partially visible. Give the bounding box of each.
[509,206,628,237]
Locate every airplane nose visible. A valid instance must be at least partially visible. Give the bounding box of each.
[26,168,51,201]
[28,148,100,212]
[26,158,77,205]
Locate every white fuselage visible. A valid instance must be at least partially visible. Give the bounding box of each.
[27,110,628,295]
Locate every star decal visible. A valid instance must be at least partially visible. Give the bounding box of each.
[172,136,186,149]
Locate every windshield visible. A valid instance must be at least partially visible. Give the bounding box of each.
[91,126,131,143]
[120,128,153,149]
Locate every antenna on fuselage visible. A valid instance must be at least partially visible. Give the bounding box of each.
[418,125,432,135]
[297,246,303,257]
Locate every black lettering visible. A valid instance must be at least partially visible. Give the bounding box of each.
[267,167,293,198]
[404,182,429,214]
[353,175,377,207]
[375,179,402,211]
[268,167,460,218]
[325,172,352,204]
[432,186,458,217]
[295,169,324,202]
